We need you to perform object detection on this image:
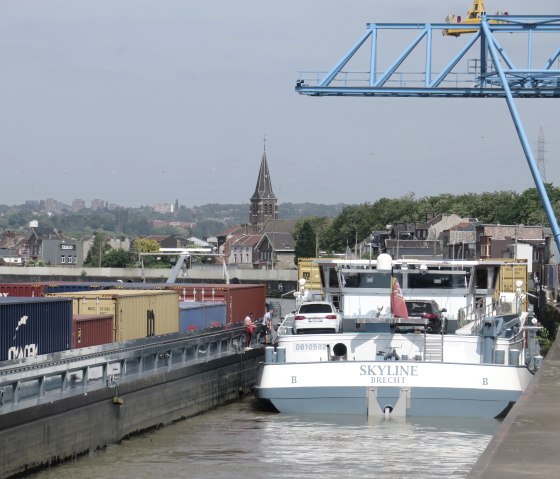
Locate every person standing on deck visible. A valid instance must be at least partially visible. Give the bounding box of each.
[263,308,274,344]
[244,312,254,349]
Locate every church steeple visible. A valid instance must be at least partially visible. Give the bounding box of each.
[250,142,278,227]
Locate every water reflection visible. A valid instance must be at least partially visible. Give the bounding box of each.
[31,398,499,479]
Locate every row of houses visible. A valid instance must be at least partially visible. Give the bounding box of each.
[0,226,213,268]
[0,218,298,270]
[0,214,557,285]
[358,213,553,289]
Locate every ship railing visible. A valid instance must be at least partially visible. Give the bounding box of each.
[457,298,516,333]
[0,326,247,415]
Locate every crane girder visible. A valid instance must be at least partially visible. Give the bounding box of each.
[295,15,560,99]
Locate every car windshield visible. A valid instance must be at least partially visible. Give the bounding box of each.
[406,302,435,315]
[299,304,333,314]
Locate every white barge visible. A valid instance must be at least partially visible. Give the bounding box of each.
[255,254,542,418]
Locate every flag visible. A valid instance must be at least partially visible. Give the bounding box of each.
[13,315,28,340]
[222,258,230,284]
[390,278,408,319]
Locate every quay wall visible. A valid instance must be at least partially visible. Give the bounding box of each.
[468,332,560,478]
[0,265,297,283]
[0,349,263,479]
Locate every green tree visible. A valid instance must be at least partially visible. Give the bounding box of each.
[511,185,560,226]
[102,249,133,268]
[84,232,111,267]
[294,220,316,262]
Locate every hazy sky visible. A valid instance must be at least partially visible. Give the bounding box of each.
[0,1,558,208]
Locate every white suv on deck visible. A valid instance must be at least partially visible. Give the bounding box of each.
[292,301,342,334]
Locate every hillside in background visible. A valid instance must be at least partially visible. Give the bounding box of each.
[0,201,346,239]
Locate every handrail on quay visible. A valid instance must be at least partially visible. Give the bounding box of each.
[0,325,248,413]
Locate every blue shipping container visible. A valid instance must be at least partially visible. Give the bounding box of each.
[0,297,73,361]
[41,282,101,294]
[179,301,227,332]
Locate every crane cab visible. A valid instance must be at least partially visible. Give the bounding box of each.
[443,0,507,37]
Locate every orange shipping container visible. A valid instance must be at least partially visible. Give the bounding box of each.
[165,284,266,324]
[48,289,179,342]
[73,314,114,349]
[0,283,46,297]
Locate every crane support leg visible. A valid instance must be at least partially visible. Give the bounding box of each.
[481,18,560,254]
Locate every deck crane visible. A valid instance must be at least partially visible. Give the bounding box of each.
[443,0,507,36]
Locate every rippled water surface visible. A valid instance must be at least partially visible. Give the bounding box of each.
[31,398,499,479]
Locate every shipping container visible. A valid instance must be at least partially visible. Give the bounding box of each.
[0,297,73,361]
[80,282,267,324]
[0,283,46,297]
[104,283,267,324]
[72,314,114,349]
[0,281,110,298]
[179,301,227,332]
[42,282,103,294]
[47,289,179,342]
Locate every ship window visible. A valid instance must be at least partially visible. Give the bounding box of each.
[342,271,392,288]
[328,268,339,287]
[407,272,466,289]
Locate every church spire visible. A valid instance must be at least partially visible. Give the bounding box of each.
[250,142,278,227]
[251,150,276,201]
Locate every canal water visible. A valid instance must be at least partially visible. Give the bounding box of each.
[30,397,499,479]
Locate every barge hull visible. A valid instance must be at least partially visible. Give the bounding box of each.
[0,350,262,478]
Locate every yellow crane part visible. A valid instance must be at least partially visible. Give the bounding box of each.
[443,0,507,37]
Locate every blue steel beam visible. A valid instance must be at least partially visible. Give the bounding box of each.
[296,16,560,98]
[295,14,560,254]
[481,17,560,250]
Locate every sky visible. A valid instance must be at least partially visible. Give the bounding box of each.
[0,0,558,208]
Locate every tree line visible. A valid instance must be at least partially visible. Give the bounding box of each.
[294,186,560,258]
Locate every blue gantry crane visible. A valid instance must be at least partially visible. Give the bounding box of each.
[295,13,560,253]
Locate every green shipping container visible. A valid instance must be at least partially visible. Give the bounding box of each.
[47,289,179,342]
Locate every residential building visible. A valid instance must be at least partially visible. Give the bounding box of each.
[256,232,295,269]
[153,203,174,214]
[91,199,105,210]
[227,234,261,267]
[216,224,255,254]
[385,239,442,259]
[441,222,477,260]
[142,234,191,249]
[258,218,297,236]
[476,224,544,259]
[151,220,196,230]
[72,199,86,212]
[43,238,79,266]
[23,225,81,266]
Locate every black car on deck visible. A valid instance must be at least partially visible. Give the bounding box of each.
[405,300,447,334]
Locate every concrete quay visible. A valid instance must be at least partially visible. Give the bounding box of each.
[468,334,560,478]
